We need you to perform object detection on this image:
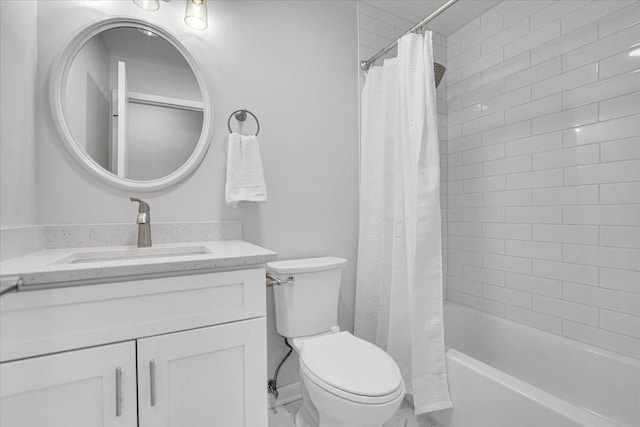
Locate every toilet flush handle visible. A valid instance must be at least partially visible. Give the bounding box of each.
[266,273,294,287]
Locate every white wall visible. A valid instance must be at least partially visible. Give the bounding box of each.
[65,34,111,168]
[108,55,202,102]
[444,1,640,359]
[35,0,359,387]
[126,104,202,180]
[0,0,39,228]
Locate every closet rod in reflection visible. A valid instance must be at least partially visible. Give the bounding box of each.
[127,91,204,112]
[360,0,459,71]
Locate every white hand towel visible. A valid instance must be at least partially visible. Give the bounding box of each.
[225,133,268,208]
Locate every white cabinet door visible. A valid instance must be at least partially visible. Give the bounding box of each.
[0,342,137,427]
[137,317,267,427]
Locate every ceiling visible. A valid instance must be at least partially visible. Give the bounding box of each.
[361,0,501,35]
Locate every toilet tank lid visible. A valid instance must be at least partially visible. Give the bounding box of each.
[267,257,347,274]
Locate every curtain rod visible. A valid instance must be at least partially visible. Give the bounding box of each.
[360,0,459,71]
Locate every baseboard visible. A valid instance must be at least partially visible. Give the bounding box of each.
[268,381,302,409]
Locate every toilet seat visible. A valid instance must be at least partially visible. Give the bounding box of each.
[299,332,404,404]
[301,363,404,405]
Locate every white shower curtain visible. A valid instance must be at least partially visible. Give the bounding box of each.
[355,32,452,415]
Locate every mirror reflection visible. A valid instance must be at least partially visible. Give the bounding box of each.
[63,27,203,181]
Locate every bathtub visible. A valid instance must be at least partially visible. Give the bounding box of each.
[429,302,640,427]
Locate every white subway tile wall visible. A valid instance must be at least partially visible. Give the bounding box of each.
[359,5,447,71]
[445,1,640,359]
[358,1,640,359]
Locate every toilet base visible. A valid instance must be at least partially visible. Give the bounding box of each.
[294,378,320,427]
[294,373,403,427]
[294,405,316,427]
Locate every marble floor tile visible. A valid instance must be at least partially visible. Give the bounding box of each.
[268,404,296,427]
[269,399,438,427]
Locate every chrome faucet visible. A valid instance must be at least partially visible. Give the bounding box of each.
[130,198,151,248]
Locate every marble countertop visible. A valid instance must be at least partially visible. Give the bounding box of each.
[0,240,277,290]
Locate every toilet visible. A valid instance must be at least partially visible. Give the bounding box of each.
[268,257,405,427]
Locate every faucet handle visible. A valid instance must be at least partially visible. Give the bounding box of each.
[130,197,150,213]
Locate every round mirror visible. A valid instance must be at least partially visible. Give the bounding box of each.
[50,18,212,191]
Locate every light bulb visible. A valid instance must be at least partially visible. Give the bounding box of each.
[185,0,208,30]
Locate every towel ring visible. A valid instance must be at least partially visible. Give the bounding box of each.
[227,109,260,136]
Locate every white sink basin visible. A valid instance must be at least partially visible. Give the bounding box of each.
[52,246,211,265]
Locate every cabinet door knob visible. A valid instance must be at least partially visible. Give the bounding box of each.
[149,359,157,407]
[115,367,123,417]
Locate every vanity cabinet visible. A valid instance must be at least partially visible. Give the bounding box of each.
[0,342,138,427]
[0,266,270,427]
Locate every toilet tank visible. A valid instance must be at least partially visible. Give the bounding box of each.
[268,257,347,338]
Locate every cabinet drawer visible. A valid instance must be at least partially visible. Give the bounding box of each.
[1,268,266,362]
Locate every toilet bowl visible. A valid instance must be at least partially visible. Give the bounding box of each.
[267,257,405,427]
[294,331,404,427]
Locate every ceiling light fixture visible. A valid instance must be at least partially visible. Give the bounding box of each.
[185,0,208,30]
[133,0,160,11]
[132,0,208,31]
